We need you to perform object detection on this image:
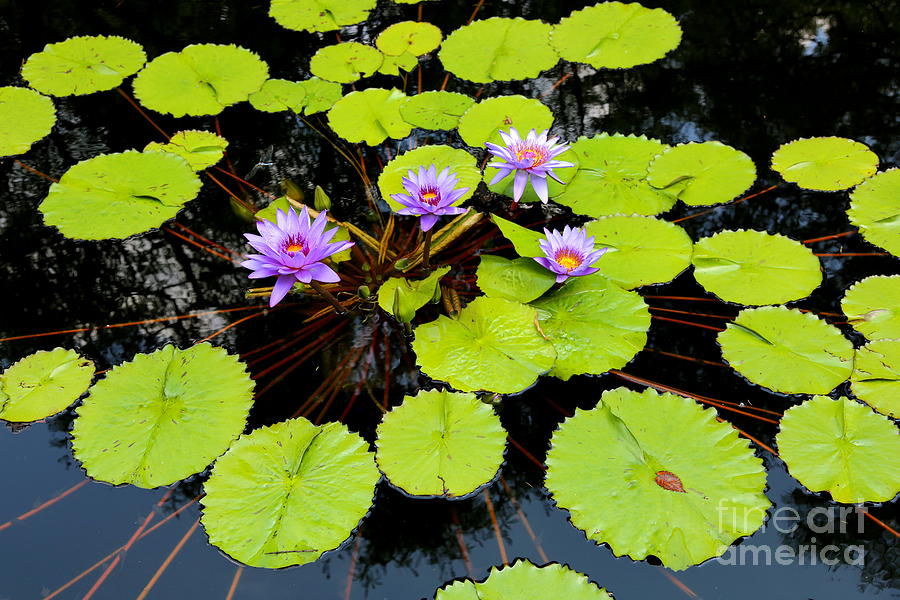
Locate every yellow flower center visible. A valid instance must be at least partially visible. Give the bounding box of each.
[421,191,439,204]
[285,239,305,253]
[555,249,583,271]
[514,144,548,167]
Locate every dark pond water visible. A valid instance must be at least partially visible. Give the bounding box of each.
[1,0,899,598]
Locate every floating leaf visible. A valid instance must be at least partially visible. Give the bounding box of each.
[375,390,505,497]
[268,0,376,32]
[202,417,379,568]
[327,88,412,145]
[771,137,879,191]
[144,130,228,171]
[457,95,553,147]
[309,42,383,84]
[691,230,822,305]
[777,396,900,503]
[22,35,146,96]
[412,296,556,394]
[584,215,692,289]
[546,387,769,570]
[378,266,450,323]
[491,214,545,257]
[296,78,344,114]
[476,255,556,303]
[550,2,681,69]
[439,18,559,83]
[552,134,675,217]
[399,91,474,130]
[0,87,55,157]
[533,274,650,379]
[847,168,900,257]
[0,349,94,423]
[718,307,854,394]
[435,560,613,600]
[850,340,900,419]
[376,21,442,56]
[377,145,480,210]
[248,78,307,112]
[647,141,756,206]
[71,344,253,488]
[377,51,419,76]
[133,44,268,117]
[39,150,202,240]
[841,275,900,340]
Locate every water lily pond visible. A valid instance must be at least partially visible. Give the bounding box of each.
[1,0,899,598]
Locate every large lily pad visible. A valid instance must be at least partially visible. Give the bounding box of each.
[691,229,822,305]
[71,344,254,488]
[476,255,557,303]
[847,168,900,257]
[771,137,879,191]
[850,340,900,419]
[39,150,202,240]
[552,134,675,217]
[546,387,769,571]
[491,214,545,257]
[457,95,554,148]
[399,92,475,130]
[268,0,376,32]
[144,130,228,171]
[327,88,412,145]
[718,307,854,394]
[376,21,442,56]
[201,417,379,568]
[22,35,146,96]
[375,389,506,497]
[377,145,480,211]
[439,18,559,83]
[249,77,343,115]
[841,275,900,340]
[533,274,650,380]
[435,560,613,600]
[411,296,556,394]
[133,44,268,117]
[377,267,449,323]
[0,349,95,423]
[0,87,56,157]
[776,396,900,503]
[584,215,692,289]
[309,42,383,84]
[550,2,681,69]
[647,141,757,206]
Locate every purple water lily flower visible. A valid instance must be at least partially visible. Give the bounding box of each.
[391,165,470,232]
[242,205,354,307]
[485,128,574,204]
[533,225,608,283]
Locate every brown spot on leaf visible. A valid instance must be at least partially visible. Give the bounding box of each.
[655,470,686,493]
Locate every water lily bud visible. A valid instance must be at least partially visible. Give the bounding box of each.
[357,285,371,298]
[314,185,332,211]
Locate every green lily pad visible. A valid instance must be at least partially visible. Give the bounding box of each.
[691,229,822,305]
[22,35,146,96]
[647,141,757,206]
[584,215,692,289]
[248,78,307,112]
[552,134,675,217]
[399,92,475,130]
[841,275,900,340]
[377,145,480,211]
[377,51,419,76]
[144,130,228,171]
[39,150,202,240]
[771,137,879,191]
[533,274,650,380]
[776,395,900,503]
[457,95,553,148]
[376,21,442,56]
[201,417,379,568]
[0,349,95,423]
[71,344,254,488]
[411,296,556,394]
[0,87,56,157]
[309,42,383,84]
[551,2,681,69]
[375,389,506,497]
[491,214,545,257]
[435,560,613,600]
[133,44,269,117]
[476,255,557,303]
[268,0,376,32]
[296,78,344,114]
[377,266,450,323]
[850,340,900,419]
[546,387,769,571]
[327,88,412,146]
[847,168,900,257]
[439,17,559,83]
[718,307,854,394]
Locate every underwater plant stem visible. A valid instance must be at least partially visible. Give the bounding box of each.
[225,567,243,600]
[115,87,171,141]
[483,488,509,566]
[499,476,549,563]
[135,517,201,600]
[658,568,700,599]
[423,229,433,268]
[13,159,58,182]
[648,306,734,320]
[204,172,259,214]
[467,0,486,23]
[310,280,348,315]
[162,226,241,263]
[815,252,889,257]
[672,184,778,224]
[449,507,476,578]
[864,512,900,539]
[172,222,241,256]
[0,479,88,532]
[650,314,726,332]
[802,230,856,244]
[195,310,268,343]
[644,347,728,368]
[508,436,547,471]
[343,536,363,600]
